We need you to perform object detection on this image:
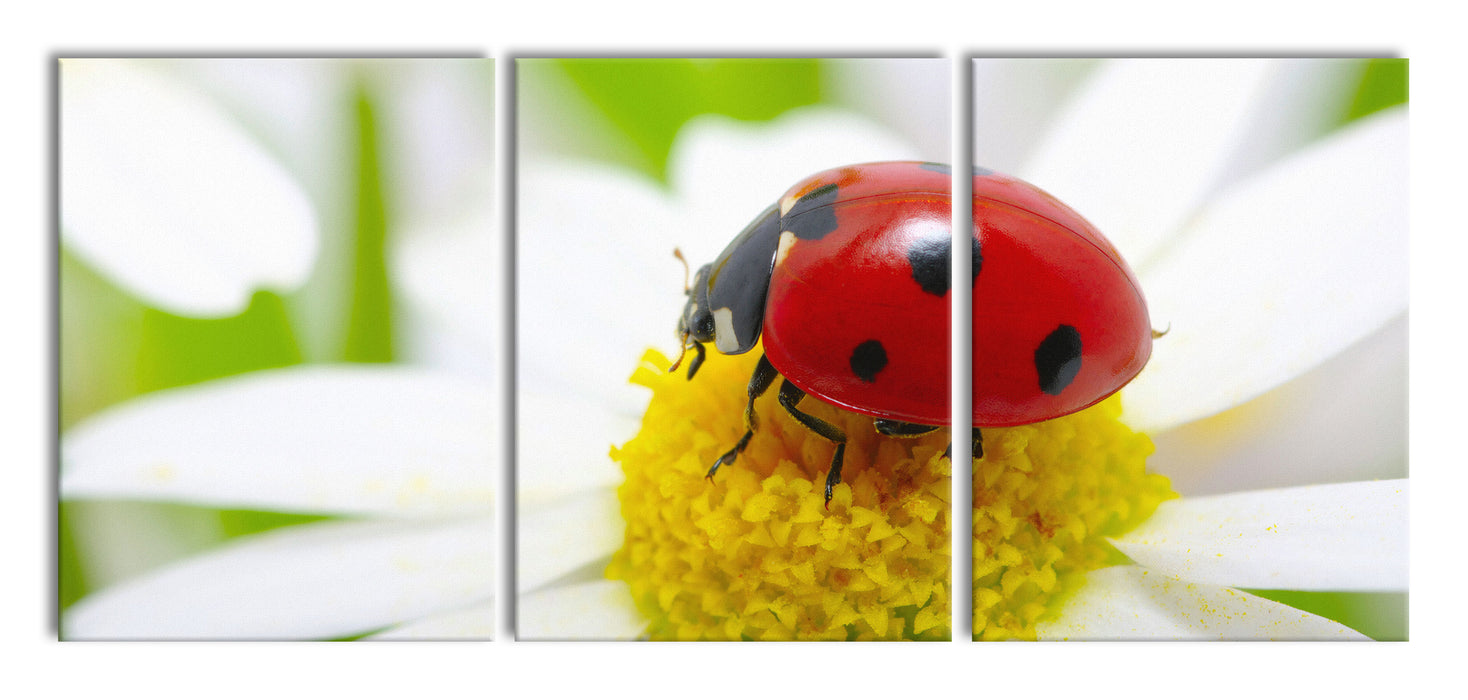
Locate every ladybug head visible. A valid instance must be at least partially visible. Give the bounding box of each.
[678,263,716,342]
[671,263,714,378]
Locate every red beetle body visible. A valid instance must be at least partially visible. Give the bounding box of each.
[674,161,1151,503]
[968,167,1152,426]
[762,162,954,425]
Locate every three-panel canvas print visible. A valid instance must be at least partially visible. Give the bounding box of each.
[57,57,1409,641]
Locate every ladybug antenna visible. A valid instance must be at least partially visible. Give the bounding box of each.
[673,248,691,293]
[1152,322,1171,340]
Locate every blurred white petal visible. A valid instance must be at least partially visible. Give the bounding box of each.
[1151,313,1407,495]
[1022,59,1274,266]
[518,489,622,595]
[829,59,951,165]
[518,161,684,403]
[519,580,646,640]
[60,59,318,317]
[368,600,494,640]
[1123,108,1407,432]
[62,366,494,517]
[518,387,637,506]
[1038,566,1371,640]
[375,59,496,221]
[1111,480,1407,592]
[1205,59,1366,189]
[162,59,348,202]
[158,59,352,358]
[64,517,492,640]
[972,58,1100,174]
[393,172,500,375]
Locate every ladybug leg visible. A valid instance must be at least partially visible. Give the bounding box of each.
[940,428,984,460]
[776,379,848,507]
[872,419,940,438]
[706,354,779,481]
[685,341,707,379]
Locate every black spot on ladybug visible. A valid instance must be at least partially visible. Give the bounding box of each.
[906,232,952,296]
[973,165,995,177]
[849,340,888,383]
[783,184,840,240]
[1035,325,1082,396]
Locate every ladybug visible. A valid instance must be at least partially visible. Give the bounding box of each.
[672,161,1152,505]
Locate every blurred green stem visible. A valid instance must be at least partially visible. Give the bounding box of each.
[342,76,394,362]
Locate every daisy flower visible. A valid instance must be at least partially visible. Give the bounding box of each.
[517,58,1406,640]
[517,97,946,638]
[59,59,499,640]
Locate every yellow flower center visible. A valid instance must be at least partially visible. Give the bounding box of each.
[607,345,1174,641]
[971,396,1175,639]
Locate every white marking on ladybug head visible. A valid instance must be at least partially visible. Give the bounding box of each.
[779,194,799,216]
[774,230,798,268]
[712,307,740,353]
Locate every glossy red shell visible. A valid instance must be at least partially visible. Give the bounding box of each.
[970,170,1151,426]
[761,162,953,425]
[756,161,1150,429]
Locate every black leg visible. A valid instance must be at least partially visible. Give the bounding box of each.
[777,380,848,506]
[942,427,984,461]
[685,341,707,379]
[706,354,780,480]
[873,419,941,438]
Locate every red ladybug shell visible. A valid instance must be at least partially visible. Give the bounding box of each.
[756,162,1151,429]
[969,167,1151,426]
[761,162,954,425]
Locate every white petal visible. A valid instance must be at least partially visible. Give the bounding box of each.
[61,366,494,517]
[60,59,318,317]
[517,160,685,410]
[830,59,951,161]
[373,59,496,222]
[160,59,351,358]
[517,488,623,595]
[1021,59,1275,266]
[393,171,501,376]
[63,517,493,640]
[1037,566,1370,640]
[517,386,637,506]
[972,58,1100,174]
[1111,480,1407,592]
[1123,108,1408,432]
[518,580,645,640]
[368,600,494,640]
[1150,313,1407,495]
[1204,59,1368,190]
[162,59,348,201]
[668,107,923,266]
